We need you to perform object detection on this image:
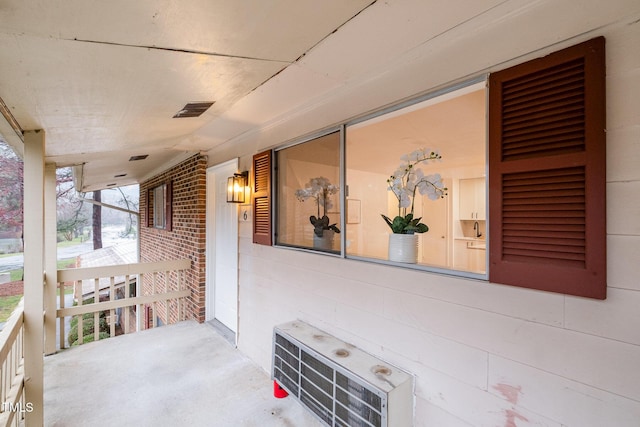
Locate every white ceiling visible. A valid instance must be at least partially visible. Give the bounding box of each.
[0,0,374,190]
[2,1,634,191]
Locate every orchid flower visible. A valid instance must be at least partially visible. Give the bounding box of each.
[296,177,340,237]
[382,149,447,234]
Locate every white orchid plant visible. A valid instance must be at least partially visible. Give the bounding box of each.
[382,149,448,234]
[295,177,341,238]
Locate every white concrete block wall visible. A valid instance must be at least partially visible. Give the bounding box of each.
[225,3,640,425]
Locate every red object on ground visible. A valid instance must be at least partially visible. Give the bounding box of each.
[273,380,289,398]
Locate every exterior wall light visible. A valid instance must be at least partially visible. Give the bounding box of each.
[227,171,248,203]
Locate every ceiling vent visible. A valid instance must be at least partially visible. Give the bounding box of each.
[129,155,148,161]
[173,102,214,118]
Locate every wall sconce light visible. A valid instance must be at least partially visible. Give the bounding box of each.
[227,171,248,203]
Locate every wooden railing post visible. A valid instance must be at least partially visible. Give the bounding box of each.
[44,163,58,356]
[58,276,67,349]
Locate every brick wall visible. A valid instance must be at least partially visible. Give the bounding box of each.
[139,154,207,323]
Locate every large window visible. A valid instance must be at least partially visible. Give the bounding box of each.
[346,83,487,274]
[275,131,341,253]
[153,184,166,228]
[260,38,606,298]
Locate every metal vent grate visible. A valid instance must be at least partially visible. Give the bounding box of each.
[272,321,412,427]
[172,102,214,118]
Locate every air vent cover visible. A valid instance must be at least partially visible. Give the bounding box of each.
[129,155,148,161]
[173,102,214,118]
[273,321,412,427]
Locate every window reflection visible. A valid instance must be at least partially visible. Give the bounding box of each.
[276,132,341,253]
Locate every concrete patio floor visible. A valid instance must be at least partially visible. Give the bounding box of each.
[44,320,323,427]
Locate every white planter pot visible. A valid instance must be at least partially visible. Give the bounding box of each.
[313,230,335,250]
[388,233,418,263]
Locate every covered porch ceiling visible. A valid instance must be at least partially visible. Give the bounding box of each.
[0,0,376,191]
[2,1,627,191]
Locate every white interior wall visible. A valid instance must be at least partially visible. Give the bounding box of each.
[344,168,389,259]
[225,8,640,427]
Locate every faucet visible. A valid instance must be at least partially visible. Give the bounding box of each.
[473,221,482,238]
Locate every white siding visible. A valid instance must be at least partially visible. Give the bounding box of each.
[220,2,640,425]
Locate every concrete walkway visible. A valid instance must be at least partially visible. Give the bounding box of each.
[44,321,322,427]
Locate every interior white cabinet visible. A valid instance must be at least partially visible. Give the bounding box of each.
[469,247,486,273]
[453,239,486,273]
[453,240,469,270]
[459,177,486,220]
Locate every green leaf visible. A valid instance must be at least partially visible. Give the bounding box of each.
[381,213,429,234]
[415,223,429,233]
[381,214,394,230]
[391,216,407,234]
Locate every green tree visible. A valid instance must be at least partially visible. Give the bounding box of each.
[0,140,23,233]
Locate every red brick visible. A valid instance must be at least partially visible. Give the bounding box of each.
[139,154,208,324]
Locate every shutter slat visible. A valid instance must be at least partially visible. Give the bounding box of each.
[503,235,585,246]
[504,199,585,207]
[503,111,584,138]
[504,244,585,257]
[503,94,584,125]
[503,211,586,218]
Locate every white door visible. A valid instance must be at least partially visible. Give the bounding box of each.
[420,179,450,268]
[206,160,239,334]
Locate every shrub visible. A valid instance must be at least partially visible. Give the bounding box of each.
[68,317,109,344]
[68,298,110,345]
[71,332,110,346]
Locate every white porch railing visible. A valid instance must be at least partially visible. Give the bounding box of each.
[0,300,25,427]
[55,258,191,349]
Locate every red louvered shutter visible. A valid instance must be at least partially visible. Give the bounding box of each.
[253,150,272,245]
[488,37,606,299]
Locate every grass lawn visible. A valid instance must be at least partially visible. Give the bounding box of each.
[57,257,76,269]
[3,257,75,283]
[0,253,19,259]
[57,286,74,296]
[9,269,22,281]
[56,236,88,248]
[0,295,23,323]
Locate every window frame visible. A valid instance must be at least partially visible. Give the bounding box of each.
[147,181,173,231]
[343,78,488,280]
[272,127,345,256]
[153,184,166,229]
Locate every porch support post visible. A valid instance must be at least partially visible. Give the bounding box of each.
[44,163,57,355]
[23,130,45,426]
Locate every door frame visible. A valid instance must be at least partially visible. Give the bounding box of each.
[205,159,239,336]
